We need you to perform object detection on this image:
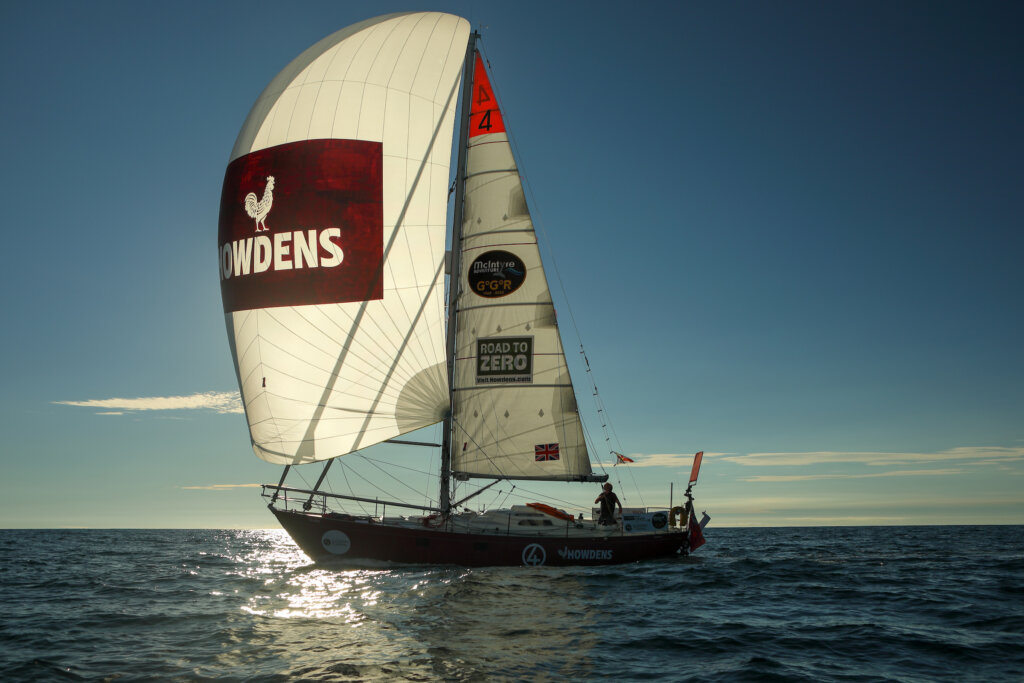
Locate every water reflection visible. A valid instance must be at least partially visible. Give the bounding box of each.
[5,528,1019,680]
[412,568,603,680]
[228,530,610,679]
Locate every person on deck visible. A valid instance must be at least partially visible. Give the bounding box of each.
[595,483,622,526]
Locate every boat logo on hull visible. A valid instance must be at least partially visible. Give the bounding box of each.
[557,547,613,561]
[321,530,352,555]
[522,543,546,566]
[468,250,526,298]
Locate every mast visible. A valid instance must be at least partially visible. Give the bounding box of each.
[440,31,480,516]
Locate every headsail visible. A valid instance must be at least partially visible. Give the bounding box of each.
[218,13,471,465]
[450,55,600,482]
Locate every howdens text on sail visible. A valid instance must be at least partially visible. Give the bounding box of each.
[219,229,344,280]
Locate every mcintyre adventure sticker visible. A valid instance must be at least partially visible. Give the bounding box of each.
[467,250,526,298]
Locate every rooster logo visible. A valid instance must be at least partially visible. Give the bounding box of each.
[244,176,275,232]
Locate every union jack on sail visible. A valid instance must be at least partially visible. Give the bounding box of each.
[535,443,560,461]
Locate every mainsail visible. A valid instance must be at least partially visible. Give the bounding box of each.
[218,13,470,465]
[450,56,597,482]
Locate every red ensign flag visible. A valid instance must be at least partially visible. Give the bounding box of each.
[688,511,706,551]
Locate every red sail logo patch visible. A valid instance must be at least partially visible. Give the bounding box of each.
[218,140,383,313]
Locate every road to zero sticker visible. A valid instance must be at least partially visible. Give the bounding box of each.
[467,250,526,298]
[477,337,533,384]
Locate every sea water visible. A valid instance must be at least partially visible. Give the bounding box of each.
[1,526,1021,681]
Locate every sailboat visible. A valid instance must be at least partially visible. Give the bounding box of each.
[217,12,707,566]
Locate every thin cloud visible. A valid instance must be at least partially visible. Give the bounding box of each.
[181,484,262,490]
[708,493,1023,514]
[55,391,243,414]
[741,468,963,483]
[612,452,726,468]
[723,447,1024,468]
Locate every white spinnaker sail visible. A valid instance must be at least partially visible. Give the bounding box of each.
[219,13,470,465]
[450,55,594,481]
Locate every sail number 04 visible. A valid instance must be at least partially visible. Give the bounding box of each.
[476,85,493,131]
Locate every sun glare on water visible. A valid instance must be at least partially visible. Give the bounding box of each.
[234,530,386,622]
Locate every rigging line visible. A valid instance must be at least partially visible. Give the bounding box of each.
[582,346,626,456]
[499,483,589,516]
[354,453,433,502]
[484,487,507,510]
[332,460,373,517]
[355,454,437,478]
[494,485,516,510]
[579,358,612,473]
[602,448,635,508]
[288,465,315,500]
[342,455,427,509]
[617,458,647,509]
[578,411,603,475]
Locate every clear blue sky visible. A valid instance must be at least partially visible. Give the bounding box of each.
[2,1,1021,528]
